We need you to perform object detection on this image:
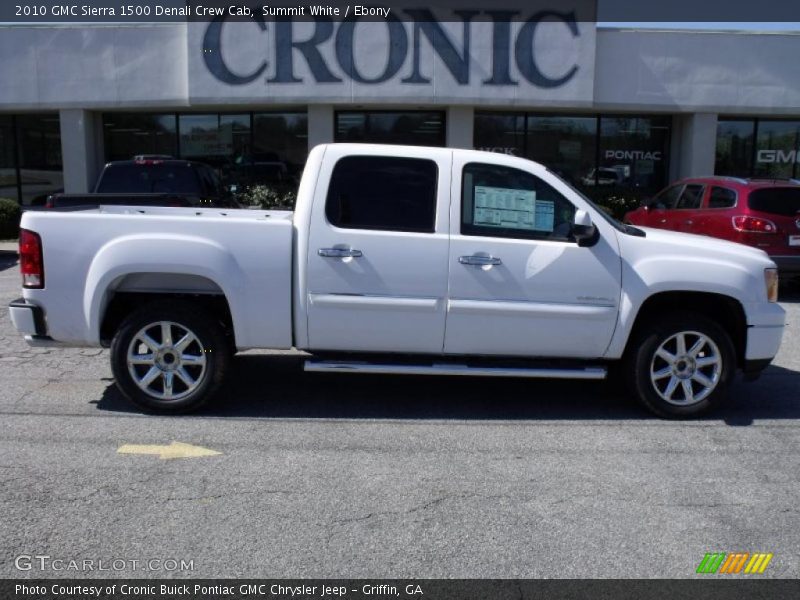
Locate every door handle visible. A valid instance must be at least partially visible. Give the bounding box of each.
[459,255,502,266]
[318,248,363,258]
[659,219,667,224]
[686,220,694,225]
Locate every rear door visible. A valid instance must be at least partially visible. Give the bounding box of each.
[305,147,451,353]
[696,185,738,239]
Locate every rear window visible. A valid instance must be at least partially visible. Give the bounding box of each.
[96,164,200,194]
[747,187,800,216]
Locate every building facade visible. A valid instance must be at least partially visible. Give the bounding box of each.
[2,11,800,206]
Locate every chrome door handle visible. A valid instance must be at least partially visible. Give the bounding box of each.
[459,255,502,266]
[318,247,363,258]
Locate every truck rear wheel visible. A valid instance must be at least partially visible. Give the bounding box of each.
[110,300,230,413]
[625,312,736,418]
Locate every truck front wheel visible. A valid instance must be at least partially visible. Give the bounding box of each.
[625,312,736,418]
[110,300,230,413]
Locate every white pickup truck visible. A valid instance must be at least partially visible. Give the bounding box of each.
[9,144,786,417]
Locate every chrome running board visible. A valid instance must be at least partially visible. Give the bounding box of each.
[304,360,606,380]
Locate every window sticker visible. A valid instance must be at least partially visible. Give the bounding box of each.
[473,186,554,232]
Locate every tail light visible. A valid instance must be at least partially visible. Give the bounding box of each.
[19,229,44,289]
[732,215,777,233]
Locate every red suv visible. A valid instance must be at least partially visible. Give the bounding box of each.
[624,177,800,275]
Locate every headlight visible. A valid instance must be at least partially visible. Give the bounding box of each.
[765,268,779,302]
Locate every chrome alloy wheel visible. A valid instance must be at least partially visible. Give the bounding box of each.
[649,330,722,406]
[126,321,207,401]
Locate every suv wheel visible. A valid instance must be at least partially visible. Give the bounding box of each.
[625,312,736,418]
[110,300,230,413]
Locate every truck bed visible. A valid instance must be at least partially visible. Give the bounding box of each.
[19,206,295,349]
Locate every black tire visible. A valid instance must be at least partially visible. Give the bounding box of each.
[624,311,736,419]
[110,299,230,414]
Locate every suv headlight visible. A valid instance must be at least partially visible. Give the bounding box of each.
[765,268,779,302]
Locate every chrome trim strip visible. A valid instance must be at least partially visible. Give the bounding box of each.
[448,298,616,317]
[308,293,441,312]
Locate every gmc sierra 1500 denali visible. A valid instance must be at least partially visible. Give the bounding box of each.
[8,144,786,418]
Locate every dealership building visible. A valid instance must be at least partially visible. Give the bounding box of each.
[2,9,800,205]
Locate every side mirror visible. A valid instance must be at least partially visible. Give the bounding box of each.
[572,209,598,247]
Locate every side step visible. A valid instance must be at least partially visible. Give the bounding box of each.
[303,360,606,380]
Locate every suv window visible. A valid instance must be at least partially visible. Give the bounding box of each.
[675,184,705,209]
[462,163,576,241]
[748,187,800,216]
[325,156,438,233]
[708,186,737,209]
[653,184,683,209]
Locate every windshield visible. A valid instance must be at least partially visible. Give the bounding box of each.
[546,168,631,234]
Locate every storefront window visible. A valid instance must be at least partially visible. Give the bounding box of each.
[474,112,670,201]
[335,111,446,147]
[754,120,800,179]
[0,116,17,204]
[15,114,63,206]
[103,113,177,161]
[474,113,526,157]
[715,119,755,177]
[527,115,597,187]
[598,116,670,196]
[178,114,233,171]
[252,113,308,183]
[104,112,308,193]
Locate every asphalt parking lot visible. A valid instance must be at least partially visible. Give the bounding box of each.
[0,251,798,579]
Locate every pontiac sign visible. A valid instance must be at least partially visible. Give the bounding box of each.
[189,8,596,105]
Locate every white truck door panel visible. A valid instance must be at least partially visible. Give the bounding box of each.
[445,159,622,358]
[306,147,452,353]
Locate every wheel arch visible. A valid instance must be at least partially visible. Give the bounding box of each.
[99,278,235,348]
[624,291,747,367]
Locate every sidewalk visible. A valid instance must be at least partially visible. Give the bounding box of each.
[0,240,18,255]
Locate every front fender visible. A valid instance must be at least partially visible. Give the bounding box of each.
[604,254,760,359]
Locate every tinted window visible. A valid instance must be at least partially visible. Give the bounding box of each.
[96,164,200,194]
[335,111,446,147]
[326,156,438,232]
[676,184,705,209]
[715,119,755,177]
[708,187,737,209]
[462,163,576,241]
[653,184,683,209]
[748,187,800,216]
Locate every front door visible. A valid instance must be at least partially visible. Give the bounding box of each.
[444,160,622,358]
[306,147,452,354]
